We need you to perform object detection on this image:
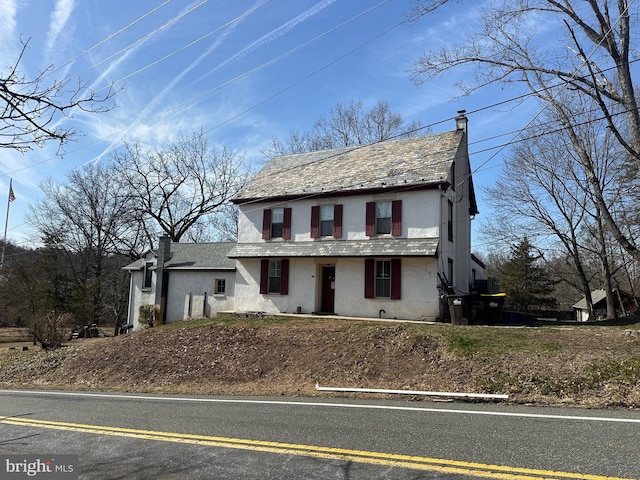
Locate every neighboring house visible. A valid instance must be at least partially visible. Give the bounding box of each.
[227,112,478,321]
[470,253,487,289]
[573,289,639,322]
[123,239,236,329]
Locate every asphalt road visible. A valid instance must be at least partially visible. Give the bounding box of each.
[0,389,638,479]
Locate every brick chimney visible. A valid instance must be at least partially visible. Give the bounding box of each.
[455,110,468,132]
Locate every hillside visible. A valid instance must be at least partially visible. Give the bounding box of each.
[1,316,640,408]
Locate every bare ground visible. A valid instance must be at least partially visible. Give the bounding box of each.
[1,317,640,408]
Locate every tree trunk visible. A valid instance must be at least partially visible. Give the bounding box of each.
[550,99,640,265]
[595,208,617,320]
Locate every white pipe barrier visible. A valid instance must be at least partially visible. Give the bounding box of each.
[315,383,508,400]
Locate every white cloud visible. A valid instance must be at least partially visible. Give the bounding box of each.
[45,0,75,55]
[0,0,18,62]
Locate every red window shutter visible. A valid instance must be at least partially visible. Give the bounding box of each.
[283,208,292,240]
[262,209,271,240]
[280,259,289,295]
[364,258,375,298]
[392,200,402,236]
[260,259,269,294]
[310,206,320,239]
[333,204,343,238]
[391,259,401,300]
[365,202,376,236]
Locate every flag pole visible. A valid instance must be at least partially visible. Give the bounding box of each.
[1,178,13,268]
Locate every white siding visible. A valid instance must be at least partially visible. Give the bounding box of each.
[234,257,442,321]
[237,190,442,243]
[127,270,156,331]
[165,270,236,323]
[234,259,316,314]
[127,265,235,329]
[436,141,474,294]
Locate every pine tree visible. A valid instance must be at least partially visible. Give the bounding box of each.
[500,238,558,312]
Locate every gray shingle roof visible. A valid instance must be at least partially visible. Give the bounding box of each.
[122,242,236,271]
[233,131,464,202]
[573,290,607,309]
[164,242,236,269]
[122,258,146,271]
[228,238,439,258]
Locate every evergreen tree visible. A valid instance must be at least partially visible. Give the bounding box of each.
[500,238,558,312]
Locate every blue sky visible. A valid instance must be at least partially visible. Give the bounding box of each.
[0,0,538,253]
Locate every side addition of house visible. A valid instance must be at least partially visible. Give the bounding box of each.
[228,112,479,321]
[123,241,236,329]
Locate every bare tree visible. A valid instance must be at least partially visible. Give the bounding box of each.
[183,203,239,243]
[410,0,640,263]
[28,162,140,325]
[112,131,247,242]
[1,40,114,152]
[482,121,595,319]
[262,99,422,158]
[482,100,628,318]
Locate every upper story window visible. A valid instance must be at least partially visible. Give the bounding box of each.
[448,200,454,242]
[376,201,392,235]
[143,262,153,290]
[366,200,402,237]
[310,205,343,239]
[320,205,334,237]
[262,207,291,240]
[450,161,456,191]
[271,208,284,238]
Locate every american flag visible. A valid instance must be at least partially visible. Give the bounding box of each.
[9,183,15,202]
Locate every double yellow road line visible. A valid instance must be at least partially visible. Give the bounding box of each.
[0,415,631,480]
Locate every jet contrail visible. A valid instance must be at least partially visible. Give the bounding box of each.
[199,0,337,81]
[45,0,75,55]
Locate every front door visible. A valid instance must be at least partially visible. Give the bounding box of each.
[321,266,335,313]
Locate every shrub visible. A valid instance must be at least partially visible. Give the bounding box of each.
[30,312,74,350]
[139,304,155,328]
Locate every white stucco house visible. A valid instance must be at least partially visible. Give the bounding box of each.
[123,242,236,329]
[123,112,480,326]
[228,111,478,321]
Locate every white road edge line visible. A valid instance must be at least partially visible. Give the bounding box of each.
[1,389,639,424]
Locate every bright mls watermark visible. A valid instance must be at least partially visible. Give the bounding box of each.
[1,456,78,479]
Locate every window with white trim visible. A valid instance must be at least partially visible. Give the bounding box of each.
[375,260,391,298]
[320,205,334,237]
[376,201,392,235]
[269,260,282,293]
[364,258,401,300]
[271,208,284,238]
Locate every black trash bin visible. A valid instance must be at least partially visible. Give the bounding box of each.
[448,295,469,325]
[481,293,505,324]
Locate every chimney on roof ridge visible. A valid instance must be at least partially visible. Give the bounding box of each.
[155,234,171,325]
[455,110,467,132]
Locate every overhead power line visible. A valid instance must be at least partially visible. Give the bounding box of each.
[3,0,638,214]
[46,0,176,79]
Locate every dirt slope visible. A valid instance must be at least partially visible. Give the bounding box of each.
[1,318,639,408]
